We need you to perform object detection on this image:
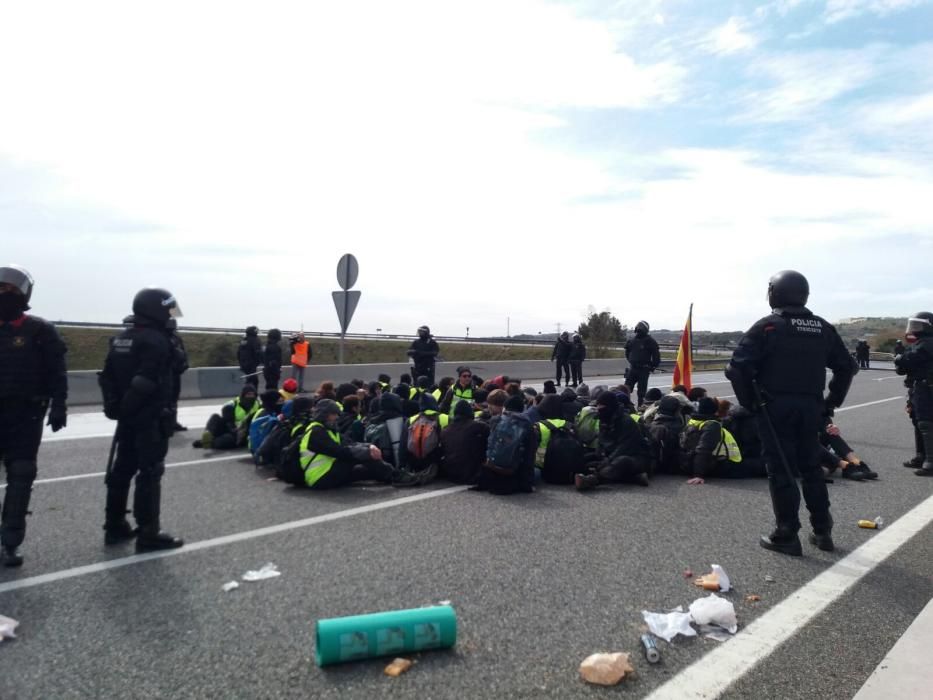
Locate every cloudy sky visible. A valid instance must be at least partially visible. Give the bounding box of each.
[2,0,932,336]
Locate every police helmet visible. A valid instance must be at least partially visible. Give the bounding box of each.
[246,326,259,336]
[132,287,182,326]
[635,321,649,335]
[0,264,35,305]
[906,312,933,337]
[767,270,809,308]
[418,325,430,336]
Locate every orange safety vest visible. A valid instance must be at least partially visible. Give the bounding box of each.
[291,341,309,367]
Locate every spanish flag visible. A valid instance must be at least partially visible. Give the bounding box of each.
[672,304,693,392]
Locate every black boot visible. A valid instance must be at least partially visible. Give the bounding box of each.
[914,421,933,476]
[1,472,33,565]
[759,528,802,556]
[104,484,136,545]
[1,547,23,567]
[809,531,835,552]
[134,480,184,552]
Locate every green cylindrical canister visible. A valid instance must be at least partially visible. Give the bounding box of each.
[315,605,457,666]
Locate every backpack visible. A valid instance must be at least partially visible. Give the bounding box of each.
[574,407,600,448]
[261,416,307,470]
[487,412,532,471]
[407,413,442,460]
[276,431,306,485]
[538,420,584,485]
[249,414,279,459]
[364,421,394,462]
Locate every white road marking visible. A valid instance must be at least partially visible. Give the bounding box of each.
[874,375,904,382]
[836,397,902,412]
[645,483,933,699]
[0,486,470,595]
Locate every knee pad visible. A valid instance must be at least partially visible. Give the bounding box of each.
[6,459,38,484]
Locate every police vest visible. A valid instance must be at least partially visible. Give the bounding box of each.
[408,410,449,429]
[535,418,567,467]
[291,341,309,368]
[686,418,741,463]
[299,421,341,487]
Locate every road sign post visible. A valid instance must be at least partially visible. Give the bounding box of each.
[334,254,361,364]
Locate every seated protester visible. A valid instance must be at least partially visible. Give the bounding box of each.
[575,391,651,489]
[639,387,664,423]
[647,395,684,474]
[535,395,586,484]
[364,381,382,416]
[195,385,260,449]
[439,367,475,415]
[820,418,877,480]
[403,394,450,481]
[316,381,337,402]
[686,386,707,411]
[722,404,765,476]
[412,375,432,402]
[477,393,536,495]
[377,373,392,393]
[257,396,313,469]
[680,397,762,483]
[440,400,491,483]
[363,392,407,469]
[434,376,454,402]
[716,399,732,420]
[666,387,694,417]
[279,377,299,402]
[337,395,365,442]
[576,383,590,402]
[394,383,420,418]
[542,380,557,395]
[523,386,538,407]
[472,389,490,420]
[560,387,584,421]
[249,390,285,460]
[480,389,507,425]
[400,373,413,387]
[504,381,523,397]
[574,404,600,451]
[525,392,544,424]
[335,382,358,410]
[284,400,399,490]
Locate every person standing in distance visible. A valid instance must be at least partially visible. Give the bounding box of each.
[726,270,855,556]
[894,312,933,476]
[0,265,68,567]
[407,325,439,386]
[551,331,572,387]
[624,321,660,406]
[237,326,263,388]
[100,288,184,551]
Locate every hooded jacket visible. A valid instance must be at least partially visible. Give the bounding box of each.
[440,400,490,483]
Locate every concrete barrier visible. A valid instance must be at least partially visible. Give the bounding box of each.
[66,357,727,405]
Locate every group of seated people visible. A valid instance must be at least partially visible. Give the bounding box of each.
[191,366,876,493]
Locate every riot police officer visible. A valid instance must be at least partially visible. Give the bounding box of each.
[0,265,68,567]
[726,271,855,555]
[624,321,660,405]
[407,325,439,385]
[894,312,933,476]
[99,288,184,551]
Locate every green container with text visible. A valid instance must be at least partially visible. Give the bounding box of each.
[315,605,457,666]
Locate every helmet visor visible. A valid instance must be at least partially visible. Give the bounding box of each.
[0,266,33,298]
[906,317,931,335]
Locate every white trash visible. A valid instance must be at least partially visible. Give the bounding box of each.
[0,614,19,642]
[689,594,738,635]
[642,606,697,642]
[242,563,281,582]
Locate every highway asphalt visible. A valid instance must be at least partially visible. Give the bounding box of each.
[0,370,930,699]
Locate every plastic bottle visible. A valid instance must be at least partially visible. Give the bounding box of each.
[641,634,661,664]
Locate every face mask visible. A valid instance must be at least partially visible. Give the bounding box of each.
[0,294,25,322]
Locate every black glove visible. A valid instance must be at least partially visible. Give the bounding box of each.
[47,403,67,432]
[160,408,177,438]
[823,397,836,418]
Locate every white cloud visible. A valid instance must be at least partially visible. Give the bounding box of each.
[704,17,758,55]
[824,0,929,23]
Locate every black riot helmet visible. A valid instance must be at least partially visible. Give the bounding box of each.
[0,264,35,307]
[635,321,649,336]
[418,325,430,339]
[767,270,809,309]
[132,287,182,327]
[245,325,259,337]
[906,312,933,337]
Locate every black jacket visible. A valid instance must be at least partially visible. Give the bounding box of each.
[680,417,724,477]
[723,406,761,459]
[597,411,651,466]
[647,414,682,473]
[0,314,68,405]
[103,320,174,424]
[238,334,263,371]
[440,418,490,483]
[625,334,660,369]
[570,340,586,363]
[551,338,573,362]
[407,337,439,370]
[263,340,283,374]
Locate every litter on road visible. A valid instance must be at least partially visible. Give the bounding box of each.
[579,652,635,686]
[242,563,281,581]
[858,516,884,529]
[384,658,414,677]
[640,634,661,664]
[694,564,732,592]
[222,581,240,592]
[0,614,18,642]
[746,594,761,603]
[689,594,738,635]
[642,606,697,642]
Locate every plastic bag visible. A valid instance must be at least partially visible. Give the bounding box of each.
[642,606,697,642]
[0,614,19,642]
[688,594,737,634]
[694,564,732,592]
[242,563,281,582]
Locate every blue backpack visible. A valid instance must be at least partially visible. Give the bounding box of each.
[487,412,532,471]
[249,414,279,461]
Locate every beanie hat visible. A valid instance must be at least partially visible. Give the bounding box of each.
[576,383,590,398]
[657,395,682,417]
[335,383,358,401]
[596,391,619,413]
[644,387,663,402]
[453,399,474,420]
[538,395,563,420]
[505,394,526,412]
[697,397,718,417]
[560,387,577,401]
[543,380,557,395]
[282,378,298,393]
[473,389,489,404]
[260,390,281,412]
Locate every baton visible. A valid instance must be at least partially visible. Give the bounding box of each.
[752,380,796,482]
[239,367,265,379]
[105,428,119,483]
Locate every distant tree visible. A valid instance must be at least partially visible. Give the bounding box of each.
[577,307,627,358]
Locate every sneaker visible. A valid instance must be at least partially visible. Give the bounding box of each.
[809,531,835,552]
[392,470,421,488]
[104,521,138,546]
[857,461,878,480]
[574,473,599,491]
[759,531,802,556]
[841,464,866,481]
[1,546,23,567]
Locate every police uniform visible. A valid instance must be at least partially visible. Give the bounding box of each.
[894,313,933,476]
[100,288,184,551]
[0,265,68,566]
[727,270,855,555]
[624,322,660,405]
[407,326,439,385]
[168,319,189,431]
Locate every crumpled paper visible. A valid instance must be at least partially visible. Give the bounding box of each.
[579,652,635,686]
[694,564,732,592]
[222,581,240,592]
[642,606,697,642]
[242,563,281,582]
[689,594,738,635]
[0,614,19,642]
